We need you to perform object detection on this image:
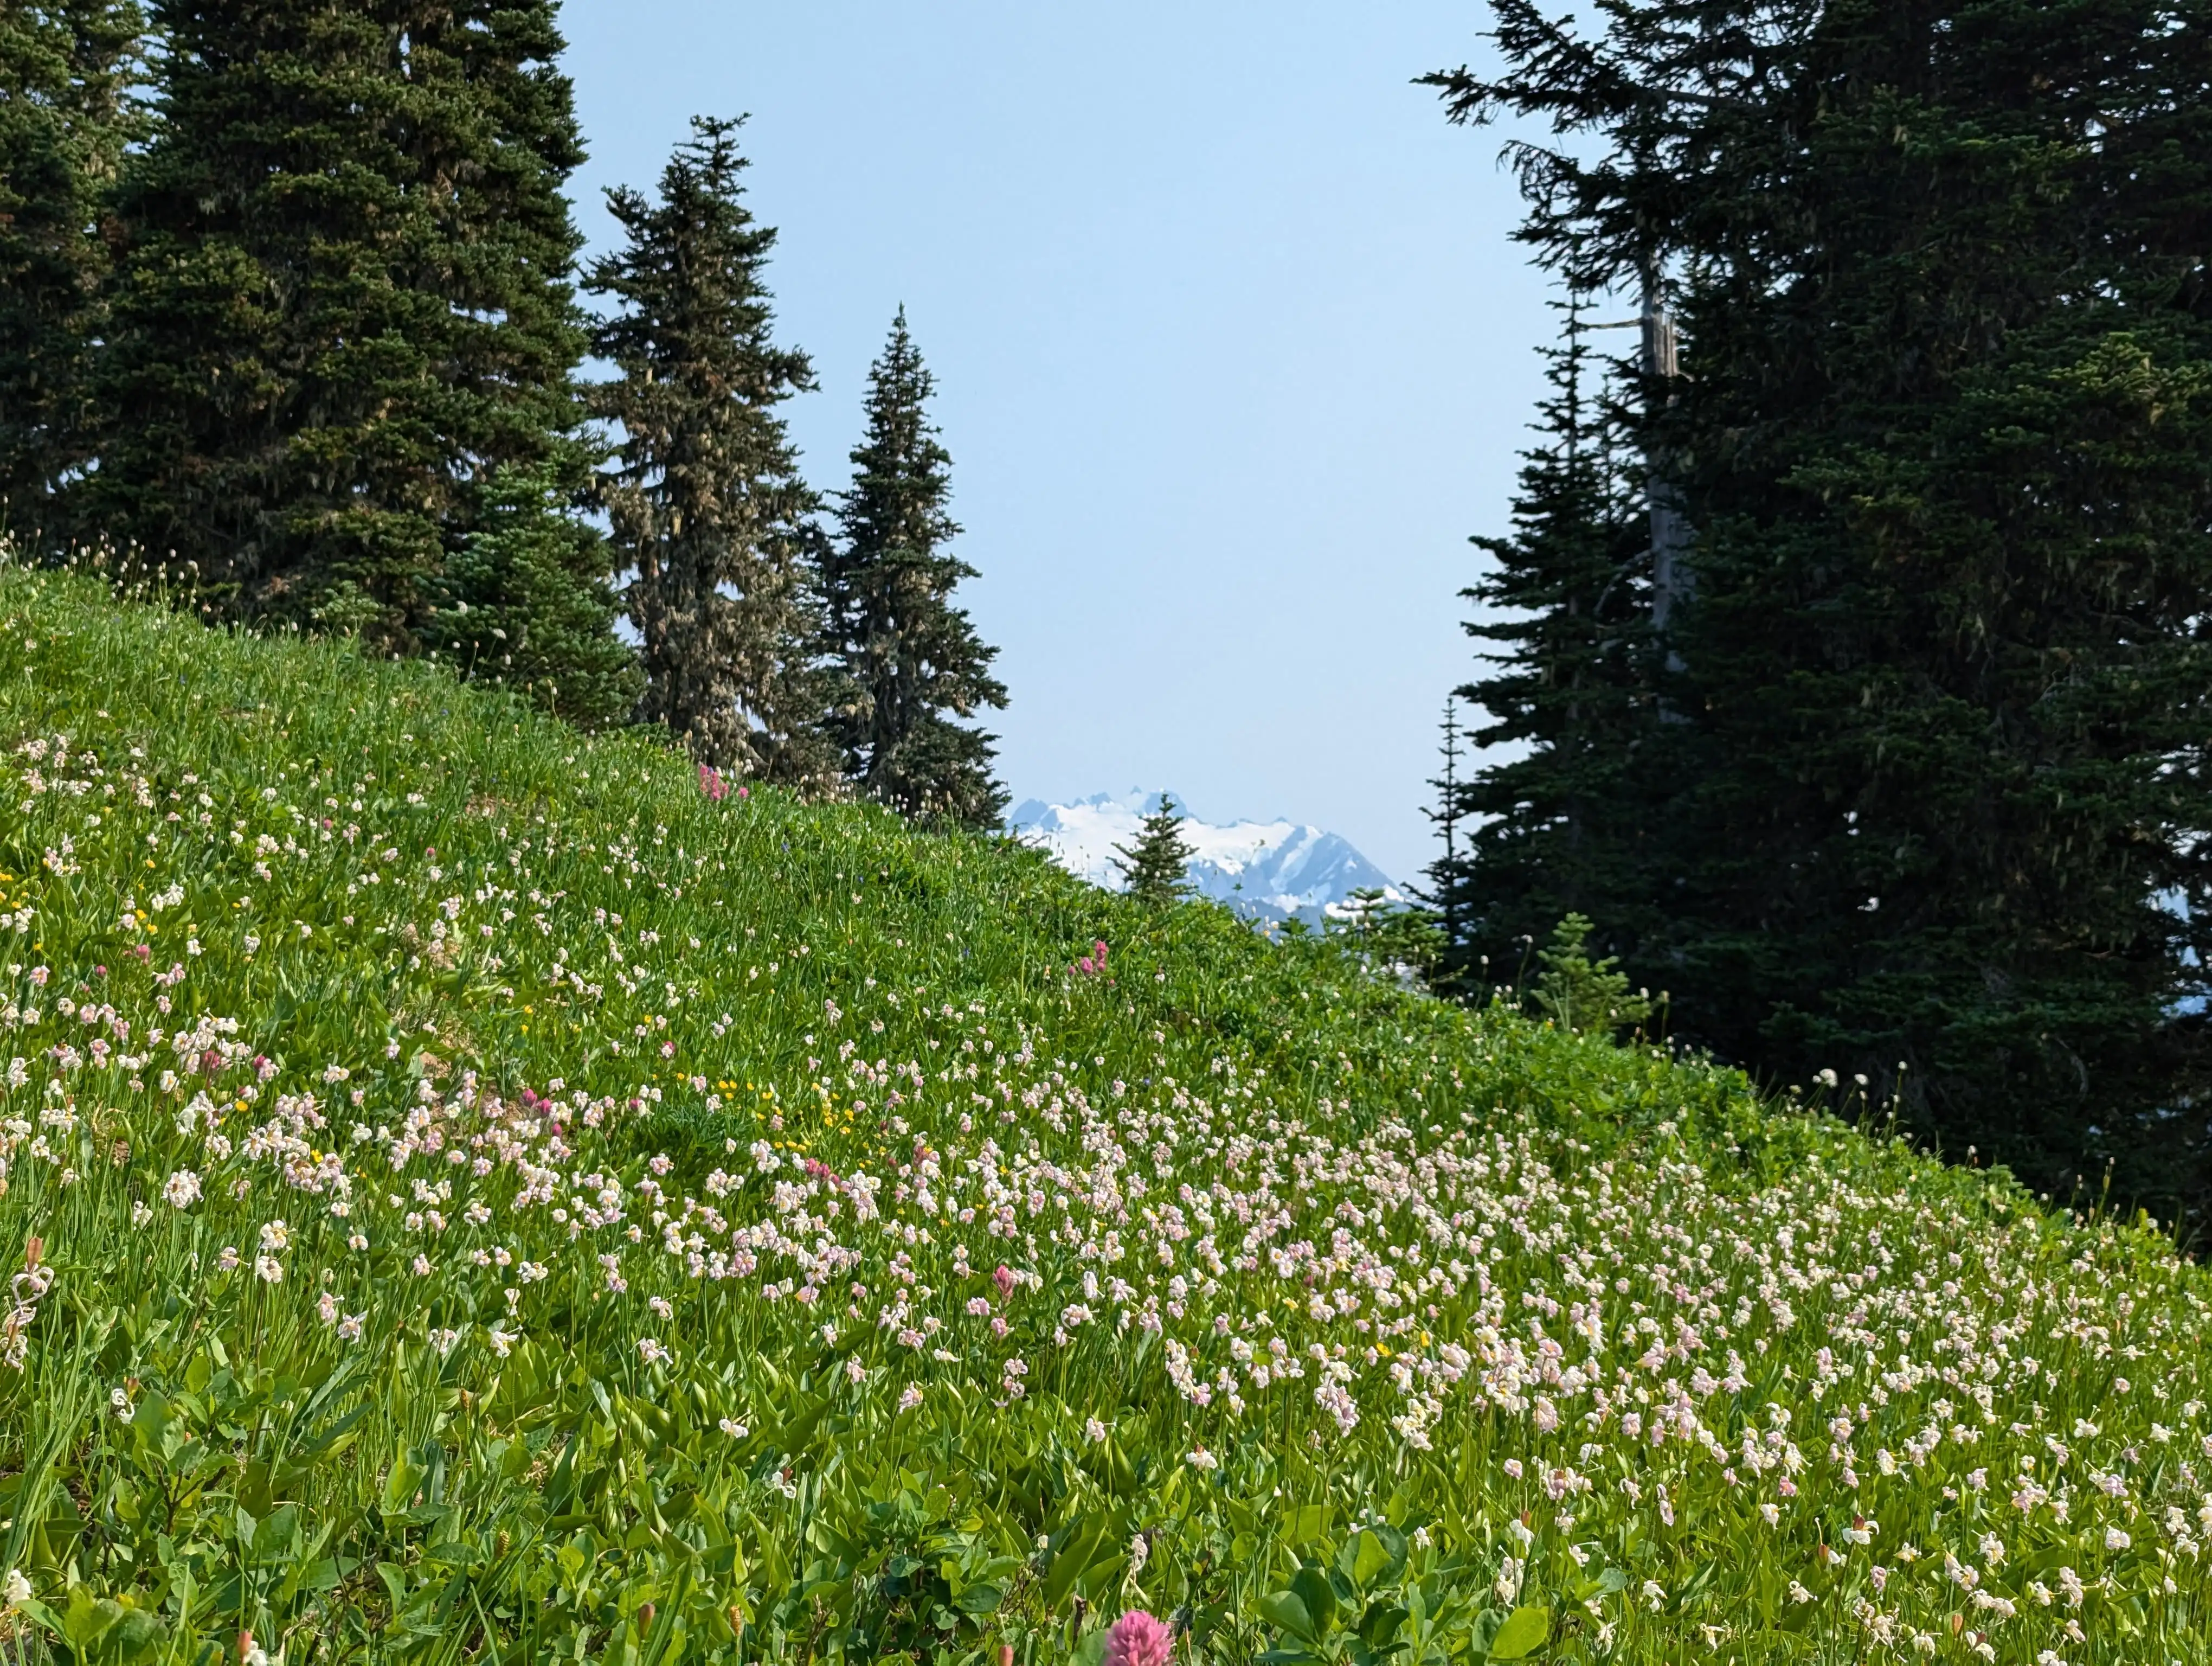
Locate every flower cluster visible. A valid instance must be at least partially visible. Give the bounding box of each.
[0,579,2204,1664]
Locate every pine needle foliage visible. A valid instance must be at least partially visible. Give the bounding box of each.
[85,0,603,656]
[0,1,143,552]
[1430,0,2212,1225]
[821,311,1009,829]
[588,116,839,789]
[1113,796,1197,908]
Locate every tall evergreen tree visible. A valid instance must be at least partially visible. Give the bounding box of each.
[0,1,143,549]
[1433,0,2212,1223]
[83,0,611,667]
[821,310,1008,828]
[1431,300,1659,991]
[587,116,838,788]
[1114,796,1196,909]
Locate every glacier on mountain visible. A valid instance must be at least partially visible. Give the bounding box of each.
[1006,789,1404,925]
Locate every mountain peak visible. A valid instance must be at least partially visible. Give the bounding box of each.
[1008,791,1402,924]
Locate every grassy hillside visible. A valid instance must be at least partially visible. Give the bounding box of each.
[0,561,2204,1666]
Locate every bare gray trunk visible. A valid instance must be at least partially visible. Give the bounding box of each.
[1642,284,1692,644]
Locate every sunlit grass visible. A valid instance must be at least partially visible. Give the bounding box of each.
[0,561,2203,1665]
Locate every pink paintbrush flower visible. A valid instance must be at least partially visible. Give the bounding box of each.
[1105,1610,1173,1666]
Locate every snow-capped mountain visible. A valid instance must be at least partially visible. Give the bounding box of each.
[1007,790,1405,925]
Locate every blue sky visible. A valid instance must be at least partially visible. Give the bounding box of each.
[560,1,1551,883]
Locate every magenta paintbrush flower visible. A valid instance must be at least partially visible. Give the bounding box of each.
[1104,1610,1172,1666]
[698,763,729,801]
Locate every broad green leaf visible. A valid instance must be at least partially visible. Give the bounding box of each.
[1258,1589,1315,1643]
[1488,1605,1551,1662]
[1290,1564,1340,1635]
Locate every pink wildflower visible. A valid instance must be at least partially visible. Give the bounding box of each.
[993,1263,1015,1300]
[698,763,729,802]
[1105,1610,1173,1666]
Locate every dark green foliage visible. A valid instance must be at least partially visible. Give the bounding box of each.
[1429,304,1660,995]
[1432,0,2212,1223]
[588,117,839,789]
[1114,796,1196,908]
[0,1,143,549]
[83,0,601,656]
[821,310,1008,829]
[419,466,641,730]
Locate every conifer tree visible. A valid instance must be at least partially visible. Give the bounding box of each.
[85,0,609,664]
[0,1,143,549]
[1113,797,1196,909]
[1528,913,1652,1040]
[588,117,839,789]
[1422,699,1464,957]
[420,466,641,729]
[1329,887,1446,987]
[1433,0,2212,1223]
[821,310,1008,828]
[1431,300,1658,991]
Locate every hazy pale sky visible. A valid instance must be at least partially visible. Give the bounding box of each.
[560,1,1549,883]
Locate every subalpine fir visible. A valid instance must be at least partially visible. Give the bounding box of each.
[1430,302,1661,998]
[1114,796,1197,909]
[588,117,840,788]
[0,1,143,550]
[1431,0,2212,1225]
[86,0,615,683]
[420,466,642,731]
[821,310,1008,829]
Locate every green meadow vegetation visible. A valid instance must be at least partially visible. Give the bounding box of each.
[0,562,2206,1665]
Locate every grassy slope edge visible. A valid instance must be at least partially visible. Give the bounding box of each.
[0,563,2204,1665]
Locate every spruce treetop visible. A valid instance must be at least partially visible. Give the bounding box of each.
[838,310,959,573]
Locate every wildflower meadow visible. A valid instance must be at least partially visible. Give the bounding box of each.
[0,563,2205,1665]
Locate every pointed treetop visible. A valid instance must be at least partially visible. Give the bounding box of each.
[1113,796,1196,909]
[820,307,1007,827]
